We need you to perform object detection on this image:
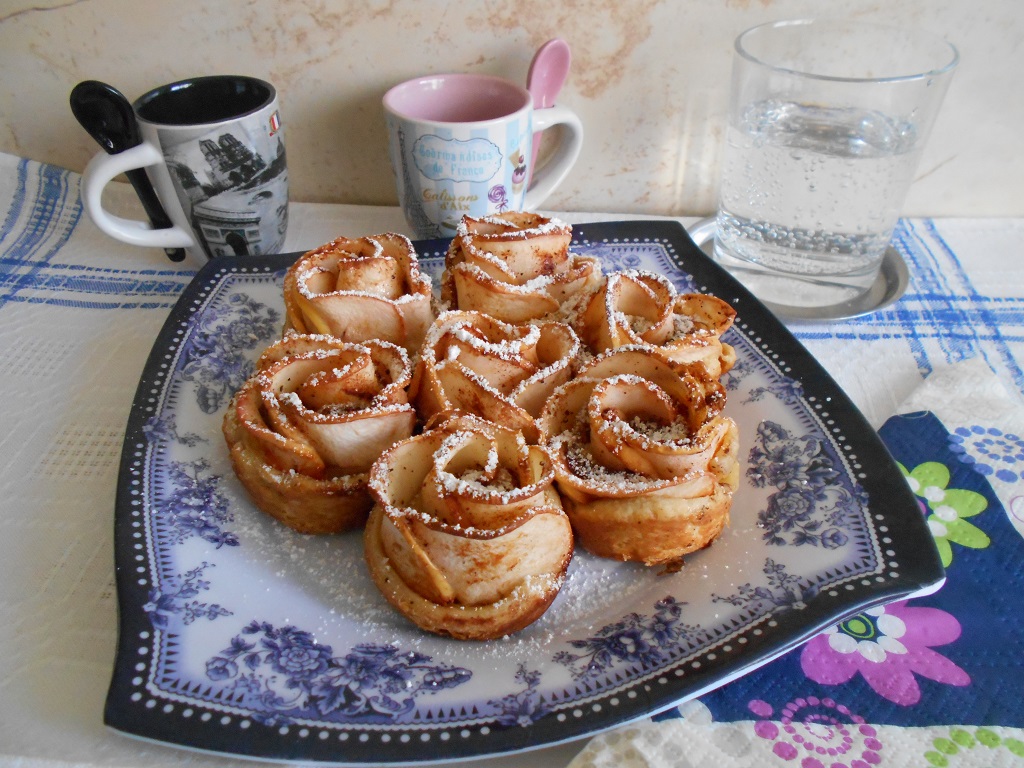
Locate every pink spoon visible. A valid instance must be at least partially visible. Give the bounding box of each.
[526,38,572,180]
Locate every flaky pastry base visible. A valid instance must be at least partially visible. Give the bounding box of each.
[223,405,372,534]
[364,504,571,640]
[558,441,740,567]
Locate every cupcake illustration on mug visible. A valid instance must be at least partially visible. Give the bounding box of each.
[510,148,527,194]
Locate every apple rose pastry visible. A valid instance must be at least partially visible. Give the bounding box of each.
[442,212,602,323]
[283,233,434,352]
[222,334,416,534]
[538,346,739,568]
[364,414,574,640]
[578,270,737,377]
[411,310,580,441]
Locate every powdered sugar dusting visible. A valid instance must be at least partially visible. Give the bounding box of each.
[455,213,570,241]
[453,261,557,293]
[619,414,693,445]
[449,320,541,360]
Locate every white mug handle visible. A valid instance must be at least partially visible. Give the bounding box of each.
[524,105,583,209]
[81,142,195,249]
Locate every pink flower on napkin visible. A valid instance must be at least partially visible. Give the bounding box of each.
[800,601,970,706]
[747,695,883,767]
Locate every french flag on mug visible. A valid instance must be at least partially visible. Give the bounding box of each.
[269,110,281,136]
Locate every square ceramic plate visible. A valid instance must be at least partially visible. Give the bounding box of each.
[105,219,943,764]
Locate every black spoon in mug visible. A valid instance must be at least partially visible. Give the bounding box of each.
[70,80,186,262]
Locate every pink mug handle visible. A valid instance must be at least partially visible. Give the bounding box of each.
[525,105,583,208]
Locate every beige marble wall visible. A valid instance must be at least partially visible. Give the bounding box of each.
[1,0,1019,217]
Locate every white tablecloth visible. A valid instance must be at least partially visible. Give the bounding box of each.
[2,151,1022,768]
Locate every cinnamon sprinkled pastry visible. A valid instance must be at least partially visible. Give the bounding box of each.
[442,212,602,323]
[538,346,739,568]
[411,310,580,441]
[222,334,416,534]
[364,414,574,640]
[283,233,434,353]
[578,270,737,377]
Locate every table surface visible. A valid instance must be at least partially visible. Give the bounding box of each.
[2,150,1023,768]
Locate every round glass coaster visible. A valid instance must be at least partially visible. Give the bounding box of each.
[687,217,909,322]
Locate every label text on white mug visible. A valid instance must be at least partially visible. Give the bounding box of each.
[414,136,503,183]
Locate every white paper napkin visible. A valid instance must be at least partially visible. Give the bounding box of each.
[896,356,1024,539]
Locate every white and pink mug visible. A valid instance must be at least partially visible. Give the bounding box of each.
[383,73,583,239]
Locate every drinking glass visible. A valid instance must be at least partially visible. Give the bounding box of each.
[714,19,958,309]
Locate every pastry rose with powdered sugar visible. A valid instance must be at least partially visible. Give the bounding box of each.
[578,270,737,378]
[364,413,574,640]
[538,346,739,568]
[222,334,416,534]
[411,310,580,442]
[441,212,602,323]
[283,233,434,353]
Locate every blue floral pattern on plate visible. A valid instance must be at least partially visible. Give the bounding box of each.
[748,420,868,549]
[205,625,471,725]
[106,221,942,764]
